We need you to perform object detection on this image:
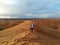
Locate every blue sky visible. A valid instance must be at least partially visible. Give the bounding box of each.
[0,0,60,18]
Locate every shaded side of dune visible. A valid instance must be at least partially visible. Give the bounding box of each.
[34,21,60,39]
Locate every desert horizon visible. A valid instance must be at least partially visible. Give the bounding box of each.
[0,0,60,45]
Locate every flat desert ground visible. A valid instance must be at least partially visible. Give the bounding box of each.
[0,19,60,45]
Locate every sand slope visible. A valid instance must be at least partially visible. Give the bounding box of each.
[0,20,60,45]
[0,21,31,45]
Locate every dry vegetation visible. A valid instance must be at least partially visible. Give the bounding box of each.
[0,19,60,45]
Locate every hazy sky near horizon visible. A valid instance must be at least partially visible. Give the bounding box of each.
[0,0,60,18]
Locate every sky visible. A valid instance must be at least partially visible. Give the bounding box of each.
[0,0,60,18]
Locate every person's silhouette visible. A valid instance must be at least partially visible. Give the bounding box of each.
[30,22,34,30]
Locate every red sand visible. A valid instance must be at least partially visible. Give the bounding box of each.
[0,20,60,45]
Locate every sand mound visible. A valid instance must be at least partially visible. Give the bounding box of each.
[0,20,60,45]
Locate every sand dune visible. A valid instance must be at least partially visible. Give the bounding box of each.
[0,21,32,45]
[0,20,24,30]
[0,20,60,45]
[34,20,60,39]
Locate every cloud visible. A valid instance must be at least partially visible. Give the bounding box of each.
[0,0,17,4]
[0,0,27,15]
[26,13,58,18]
[0,0,60,18]
[0,15,16,18]
[40,14,54,18]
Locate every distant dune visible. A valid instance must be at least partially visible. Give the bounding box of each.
[0,20,24,30]
[0,19,60,45]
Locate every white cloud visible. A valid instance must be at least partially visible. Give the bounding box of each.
[0,0,17,4]
[26,14,33,16]
[0,0,27,15]
[0,6,10,14]
[0,16,16,18]
[0,0,60,18]
[40,14,48,18]
[26,13,56,18]
[40,14,55,18]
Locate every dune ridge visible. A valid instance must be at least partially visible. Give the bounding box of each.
[0,20,60,45]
